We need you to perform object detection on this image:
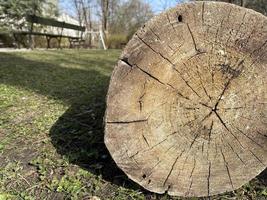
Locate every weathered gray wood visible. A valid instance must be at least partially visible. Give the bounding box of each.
[104,1,267,197]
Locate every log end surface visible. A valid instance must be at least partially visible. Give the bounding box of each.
[104,1,267,197]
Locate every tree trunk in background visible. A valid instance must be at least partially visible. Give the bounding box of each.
[101,0,109,36]
[80,0,92,48]
[104,2,267,197]
[87,6,92,48]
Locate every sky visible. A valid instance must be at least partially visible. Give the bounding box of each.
[59,0,186,17]
[146,0,184,13]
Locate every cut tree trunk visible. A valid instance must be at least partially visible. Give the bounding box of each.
[104,2,267,197]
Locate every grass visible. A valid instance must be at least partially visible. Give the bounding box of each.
[0,49,266,200]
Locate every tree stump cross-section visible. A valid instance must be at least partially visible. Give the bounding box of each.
[104,2,267,197]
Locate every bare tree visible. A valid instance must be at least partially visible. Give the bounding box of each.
[100,0,109,33]
[73,0,83,26]
[108,0,153,38]
[73,0,94,47]
[81,0,93,47]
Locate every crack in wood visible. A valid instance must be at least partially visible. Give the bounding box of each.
[135,34,174,65]
[214,110,229,131]
[163,149,185,187]
[146,160,162,177]
[148,26,175,53]
[220,135,245,165]
[257,131,267,138]
[248,149,265,166]
[201,2,205,25]
[234,12,247,43]
[189,133,200,149]
[167,83,190,100]
[148,27,160,40]
[173,67,202,98]
[207,161,211,196]
[195,64,212,101]
[122,44,197,100]
[141,131,178,153]
[132,157,140,167]
[138,96,144,112]
[250,49,266,66]
[122,58,195,103]
[214,112,246,150]
[135,64,166,85]
[250,39,267,56]
[187,178,193,196]
[121,58,169,89]
[227,140,245,164]
[221,149,234,189]
[225,8,234,47]
[138,81,147,112]
[120,57,132,68]
[213,78,232,111]
[185,107,200,110]
[166,13,181,38]
[244,25,256,47]
[234,126,264,149]
[208,121,213,145]
[190,157,196,178]
[199,102,213,109]
[186,23,199,53]
[129,151,140,158]
[136,33,202,99]
[214,12,227,44]
[201,111,213,123]
[142,134,150,147]
[183,117,199,128]
[106,119,148,124]
[221,106,245,110]
[188,51,207,60]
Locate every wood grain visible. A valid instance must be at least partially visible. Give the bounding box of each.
[104,1,267,197]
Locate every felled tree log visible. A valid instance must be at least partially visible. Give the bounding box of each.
[104,1,267,197]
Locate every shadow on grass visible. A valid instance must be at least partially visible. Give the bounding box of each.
[0,51,141,190]
[49,98,141,189]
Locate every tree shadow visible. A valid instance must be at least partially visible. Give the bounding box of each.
[0,51,141,190]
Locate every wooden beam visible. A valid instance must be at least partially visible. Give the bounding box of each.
[26,15,86,31]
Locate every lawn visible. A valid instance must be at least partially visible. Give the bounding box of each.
[0,50,266,200]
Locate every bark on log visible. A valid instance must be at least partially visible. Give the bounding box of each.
[104,1,267,197]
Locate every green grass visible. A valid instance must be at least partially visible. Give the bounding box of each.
[0,50,266,200]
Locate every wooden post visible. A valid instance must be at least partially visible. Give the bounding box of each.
[104,2,267,197]
[13,33,20,49]
[58,26,64,49]
[28,18,34,49]
[46,36,51,49]
[68,38,72,49]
